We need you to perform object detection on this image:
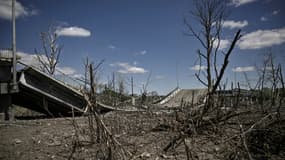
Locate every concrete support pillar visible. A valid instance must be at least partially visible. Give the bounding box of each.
[0,94,12,121]
[132,97,135,106]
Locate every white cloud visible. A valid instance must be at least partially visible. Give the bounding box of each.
[238,27,285,50]
[0,0,36,20]
[1,51,79,77]
[0,50,85,87]
[0,50,38,65]
[55,66,76,75]
[230,0,257,7]
[260,16,267,21]
[110,62,147,74]
[232,66,256,72]
[16,51,43,66]
[154,75,165,80]
[108,45,116,49]
[55,26,91,37]
[272,10,279,15]
[72,74,84,79]
[213,39,231,50]
[140,50,147,55]
[135,50,147,55]
[222,20,248,29]
[190,65,207,71]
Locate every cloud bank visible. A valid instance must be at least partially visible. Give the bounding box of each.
[110,62,147,74]
[0,0,37,20]
[213,39,231,50]
[260,16,267,21]
[134,50,147,56]
[213,27,285,50]
[108,45,116,49]
[230,0,257,7]
[238,27,285,50]
[222,20,248,29]
[55,26,91,37]
[0,50,80,77]
[190,65,207,71]
[232,66,256,72]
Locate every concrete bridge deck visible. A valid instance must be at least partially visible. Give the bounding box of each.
[0,59,120,119]
[13,67,87,116]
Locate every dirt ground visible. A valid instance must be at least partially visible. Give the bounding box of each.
[1,109,285,160]
[0,111,186,160]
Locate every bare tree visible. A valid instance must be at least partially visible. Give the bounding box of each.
[117,74,125,103]
[277,63,284,116]
[75,59,132,159]
[35,25,62,75]
[185,0,241,109]
[82,59,104,143]
[83,57,90,90]
[162,0,246,157]
[256,52,284,111]
[267,53,280,107]
[140,72,152,107]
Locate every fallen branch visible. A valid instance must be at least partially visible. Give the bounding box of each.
[84,94,132,159]
[224,112,278,143]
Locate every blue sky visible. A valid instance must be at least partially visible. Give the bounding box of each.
[0,0,285,95]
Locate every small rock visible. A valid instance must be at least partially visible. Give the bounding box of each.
[215,146,220,152]
[14,138,22,144]
[161,154,174,159]
[140,152,151,158]
[47,140,61,146]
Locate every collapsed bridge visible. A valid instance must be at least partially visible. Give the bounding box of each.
[0,52,115,119]
[13,67,87,116]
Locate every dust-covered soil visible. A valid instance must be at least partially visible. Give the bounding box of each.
[0,111,186,160]
[1,109,285,160]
